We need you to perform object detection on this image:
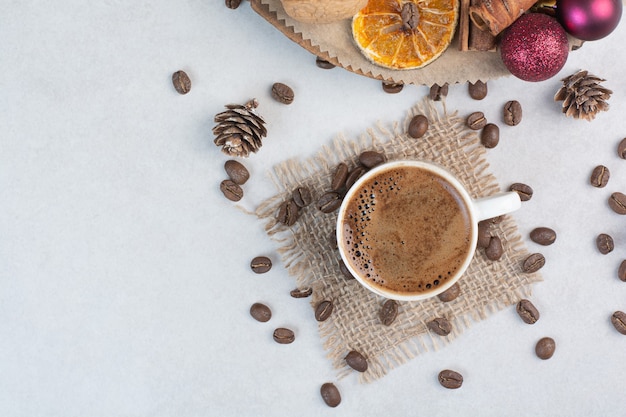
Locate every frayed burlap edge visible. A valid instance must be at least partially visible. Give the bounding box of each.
[255,99,542,383]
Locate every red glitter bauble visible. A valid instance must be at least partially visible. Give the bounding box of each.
[556,0,622,41]
[500,13,569,82]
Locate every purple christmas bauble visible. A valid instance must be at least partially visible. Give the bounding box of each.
[500,13,569,82]
[556,0,622,41]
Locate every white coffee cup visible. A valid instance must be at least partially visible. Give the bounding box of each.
[336,160,521,301]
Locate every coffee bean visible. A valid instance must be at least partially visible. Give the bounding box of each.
[276,199,300,226]
[611,311,626,335]
[468,80,488,100]
[427,317,452,336]
[408,114,429,138]
[331,163,349,191]
[467,111,487,130]
[273,327,295,344]
[225,0,243,9]
[345,350,368,372]
[380,299,398,326]
[345,166,367,190]
[437,282,461,302]
[382,81,404,94]
[618,138,626,159]
[590,165,610,188]
[535,337,556,359]
[510,183,533,201]
[429,83,448,101]
[250,256,272,274]
[618,260,626,282]
[172,70,191,94]
[438,370,463,389]
[249,302,272,322]
[330,230,338,250]
[359,151,386,169]
[292,186,312,208]
[271,82,294,105]
[315,300,334,322]
[523,253,545,273]
[485,235,504,260]
[530,227,556,246]
[220,179,243,201]
[503,100,523,126]
[596,233,614,254]
[290,287,313,298]
[315,57,335,69]
[481,123,500,149]
[320,383,341,407]
[477,221,491,249]
[516,299,540,324]
[317,191,342,213]
[608,192,626,214]
[339,260,355,280]
[224,160,249,185]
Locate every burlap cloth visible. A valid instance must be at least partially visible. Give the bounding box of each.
[255,100,542,383]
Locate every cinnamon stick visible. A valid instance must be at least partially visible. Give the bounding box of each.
[469,0,537,36]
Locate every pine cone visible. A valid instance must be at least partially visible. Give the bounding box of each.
[554,70,612,121]
[213,99,267,157]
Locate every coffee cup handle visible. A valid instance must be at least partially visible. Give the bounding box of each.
[473,191,522,221]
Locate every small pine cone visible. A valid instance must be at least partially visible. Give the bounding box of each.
[554,70,612,121]
[213,99,267,157]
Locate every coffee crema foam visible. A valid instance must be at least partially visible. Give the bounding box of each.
[341,166,473,296]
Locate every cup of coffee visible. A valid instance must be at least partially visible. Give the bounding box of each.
[336,160,521,301]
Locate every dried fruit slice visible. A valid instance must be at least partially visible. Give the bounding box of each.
[352,0,459,70]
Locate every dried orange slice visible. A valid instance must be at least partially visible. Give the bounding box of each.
[352,0,459,70]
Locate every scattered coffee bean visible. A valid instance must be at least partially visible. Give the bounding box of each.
[427,317,452,336]
[345,350,368,372]
[618,138,626,159]
[290,287,313,298]
[596,233,614,254]
[249,302,272,322]
[315,57,335,69]
[503,100,523,126]
[608,192,626,214]
[315,300,334,322]
[530,227,556,246]
[438,369,463,389]
[485,235,504,260]
[510,183,533,201]
[225,0,243,9]
[408,114,429,138]
[339,260,355,280]
[468,80,488,100]
[437,282,461,302]
[331,163,349,191]
[345,166,367,190]
[320,383,341,408]
[481,123,500,148]
[317,191,343,213]
[250,256,272,274]
[516,299,540,324]
[359,151,386,169]
[271,82,295,105]
[611,311,626,335]
[535,337,556,359]
[523,253,545,273]
[172,70,191,94]
[618,260,626,282]
[477,221,491,249]
[224,160,250,185]
[382,81,404,94]
[590,165,610,188]
[292,186,312,208]
[273,327,295,344]
[467,111,487,130]
[276,199,300,226]
[429,83,448,101]
[220,179,244,201]
[380,299,398,326]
